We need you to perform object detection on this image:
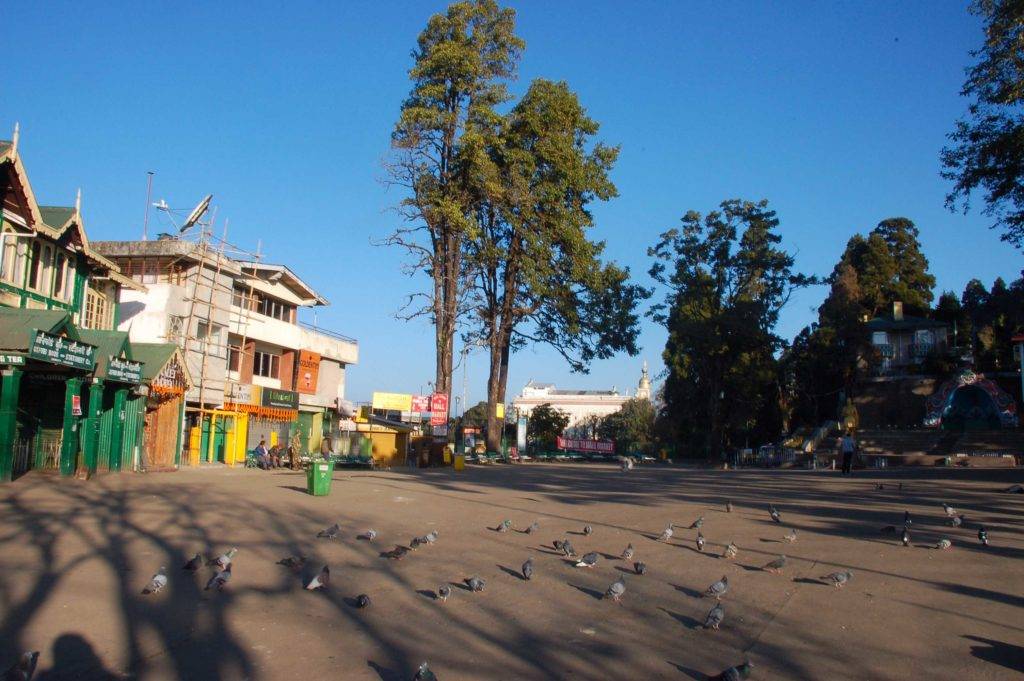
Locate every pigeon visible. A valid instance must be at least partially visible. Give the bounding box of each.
[583,525,593,536]
[725,500,733,514]
[4,651,39,681]
[904,510,912,525]
[978,527,988,546]
[182,554,203,572]
[712,661,753,681]
[525,521,540,535]
[425,530,439,544]
[413,662,437,681]
[142,567,168,595]
[951,514,965,528]
[466,576,485,592]
[522,557,534,581]
[317,523,341,539]
[207,548,237,569]
[355,594,371,608]
[762,555,787,573]
[768,505,781,523]
[821,570,853,588]
[604,576,626,603]
[705,575,729,599]
[875,483,885,490]
[205,564,231,591]
[621,456,634,472]
[277,555,306,572]
[553,539,566,552]
[383,546,410,560]
[497,519,512,533]
[561,540,577,559]
[935,538,952,550]
[722,542,738,559]
[783,529,798,544]
[306,565,330,590]
[901,527,911,547]
[357,529,377,542]
[634,561,647,575]
[657,524,674,542]
[410,536,428,549]
[880,525,896,534]
[696,532,706,552]
[575,552,599,568]
[621,543,635,561]
[437,585,451,603]
[703,602,725,630]
[688,516,705,530]
[942,503,957,518]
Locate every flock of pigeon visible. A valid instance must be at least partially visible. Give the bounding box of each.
[3,482,1004,681]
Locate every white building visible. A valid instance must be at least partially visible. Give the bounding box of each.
[93,238,358,457]
[513,363,652,437]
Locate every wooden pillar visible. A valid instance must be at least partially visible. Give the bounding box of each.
[0,367,23,482]
[60,377,84,476]
[108,387,128,472]
[83,379,104,474]
[240,340,256,383]
[173,396,185,467]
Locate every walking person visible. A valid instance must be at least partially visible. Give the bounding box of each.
[839,429,857,475]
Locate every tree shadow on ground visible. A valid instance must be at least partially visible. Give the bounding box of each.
[963,635,1024,672]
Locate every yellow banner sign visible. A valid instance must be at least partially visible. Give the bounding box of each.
[496,403,505,419]
[372,391,412,411]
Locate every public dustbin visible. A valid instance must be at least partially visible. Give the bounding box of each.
[454,454,465,472]
[307,461,334,496]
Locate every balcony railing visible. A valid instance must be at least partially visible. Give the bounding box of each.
[299,321,358,345]
[909,342,935,358]
[874,343,894,358]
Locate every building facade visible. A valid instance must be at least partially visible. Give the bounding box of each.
[867,302,950,375]
[512,363,651,437]
[93,241,358,464]
[0,130,189,481]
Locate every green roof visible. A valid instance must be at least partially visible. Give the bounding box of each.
[128,342,179,381]
[0,141,11,156]
[0,308,78,350]
[76,329,133,379]
[39,206,75,230]
[866,314,947,332]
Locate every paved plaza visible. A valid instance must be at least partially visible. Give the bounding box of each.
[1,463,1022,680]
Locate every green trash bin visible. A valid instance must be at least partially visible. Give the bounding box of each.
[307,460,335,496]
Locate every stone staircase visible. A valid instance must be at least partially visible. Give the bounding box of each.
[855,428,1022,466]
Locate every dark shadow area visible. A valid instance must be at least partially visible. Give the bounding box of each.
[793,577,825,586]
[671,584,704,599]
[567,583,603,600]
[497,565,527,581]
[35,633,121,681]
[415,589,437,600]
[964,635,1024,672]
[277,485,309,494]
[666,660,705,679]
[367,659,404,681]
[660,608,701,630]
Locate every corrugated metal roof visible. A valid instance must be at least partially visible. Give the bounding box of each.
[0,308,75,350]
[39,206,75,230]
[128,342,179,381]
[77,329,132,378]
[866,315,947,331]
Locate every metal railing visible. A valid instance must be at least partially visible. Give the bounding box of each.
[298,321,358,345]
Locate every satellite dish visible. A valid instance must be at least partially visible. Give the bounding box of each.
[180,194,213,233]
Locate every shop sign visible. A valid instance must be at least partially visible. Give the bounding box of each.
[297,349,320,394]
[433,424,448,437]
[261,387,298,409]
[71,394,82,416]
[556,436,615,454]
[0,353,26,365]
[411,394,430,412]
[430,392,448,426]
[108,356,143,384]
[496,402,505,419]
[29,331,95,371]
[373,392,412,411]
[226,382,254,404]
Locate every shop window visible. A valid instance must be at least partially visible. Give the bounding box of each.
[254,350,280,379]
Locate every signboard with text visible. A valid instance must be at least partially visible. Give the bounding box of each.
[0,353,26,365]
[28,331,95,371]
[430,392,448,426]
[372,392,413,412]
[411,394,431,412]
[107,356,143,384]
[261,387,299,410]
[556,436,615,454]
[297,349,321,394]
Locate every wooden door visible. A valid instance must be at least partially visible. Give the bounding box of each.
[145,396,181,470]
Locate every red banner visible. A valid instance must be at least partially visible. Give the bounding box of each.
[556,437,614,453]
[411,394,431,412]
[430,392,448,426]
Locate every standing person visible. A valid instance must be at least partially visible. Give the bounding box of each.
[839,430,857,475]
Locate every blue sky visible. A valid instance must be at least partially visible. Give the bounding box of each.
[5,2,1020,407]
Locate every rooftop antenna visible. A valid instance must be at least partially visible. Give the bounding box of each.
[75,188,81,214]
[180,194,213,234]
[11,122,19,154]
[142,171,154,240]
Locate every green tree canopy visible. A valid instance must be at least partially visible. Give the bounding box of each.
[942,0,1024,248]
[598,398,656,454]
[526,403,569,450]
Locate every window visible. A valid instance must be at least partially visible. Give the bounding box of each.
[41,245,53,296]
[167,315,185,344]
[253,350,280,378]
[53,253,69,300]
[228,344,242,372]
[0,235,25,284]
[197,321,226,357]
[83,287,111,330]
[27,241,42,290]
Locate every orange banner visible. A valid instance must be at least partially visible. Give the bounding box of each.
[297,350,321,394]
